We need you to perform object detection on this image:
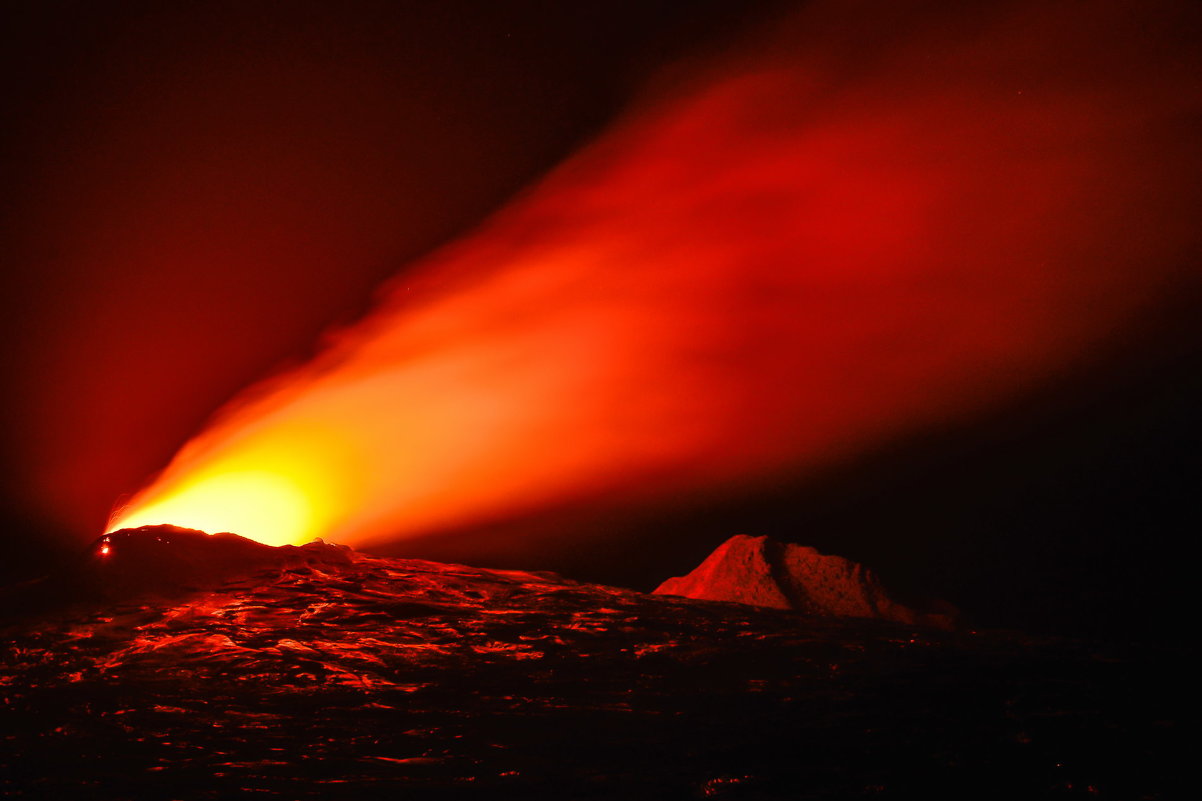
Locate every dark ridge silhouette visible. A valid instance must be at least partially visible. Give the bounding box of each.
[0,525,353,625]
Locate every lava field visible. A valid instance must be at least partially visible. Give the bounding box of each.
[0,534,1186,799]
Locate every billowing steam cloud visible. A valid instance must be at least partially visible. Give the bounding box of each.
[110,0,1201,549]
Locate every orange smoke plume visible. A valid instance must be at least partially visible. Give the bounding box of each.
[109,1,1201,548]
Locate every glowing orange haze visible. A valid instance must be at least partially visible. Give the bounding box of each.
[109,1,1201,547]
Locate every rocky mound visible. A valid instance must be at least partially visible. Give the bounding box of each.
[655,535,957,629]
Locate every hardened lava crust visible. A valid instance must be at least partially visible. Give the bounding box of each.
[0,527,1186,800]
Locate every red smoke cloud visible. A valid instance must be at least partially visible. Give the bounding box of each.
[110,0,1201,551]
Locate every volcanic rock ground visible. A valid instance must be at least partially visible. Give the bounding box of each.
[0,531,1187,800]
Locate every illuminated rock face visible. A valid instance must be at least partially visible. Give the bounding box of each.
[655,535,956,629]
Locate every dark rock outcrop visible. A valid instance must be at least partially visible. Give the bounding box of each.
[655,534,957,629]
[0,525,356,622]
[77,525,355,599]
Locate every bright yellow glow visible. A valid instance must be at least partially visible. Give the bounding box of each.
[110,471,313,546]
[107,422,361,547]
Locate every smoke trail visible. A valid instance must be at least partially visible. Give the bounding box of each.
[110,0,1201,549]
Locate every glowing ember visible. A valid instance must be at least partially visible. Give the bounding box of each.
[108,1,1201,550]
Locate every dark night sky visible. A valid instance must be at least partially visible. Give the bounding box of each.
[1,1,1198,640]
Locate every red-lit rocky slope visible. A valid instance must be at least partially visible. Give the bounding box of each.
[655,534,958,629]
[0,527,1186,800]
